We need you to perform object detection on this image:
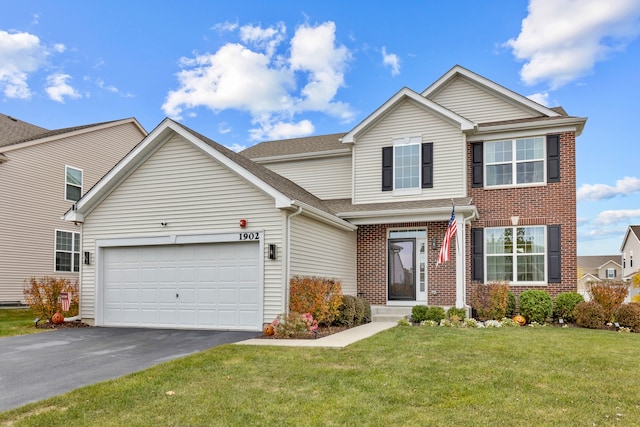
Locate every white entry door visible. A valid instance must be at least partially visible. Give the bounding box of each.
[101,241,260,330]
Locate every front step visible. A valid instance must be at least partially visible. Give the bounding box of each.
[371,305,412,323]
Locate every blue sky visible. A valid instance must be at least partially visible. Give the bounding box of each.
[2,0,640,256]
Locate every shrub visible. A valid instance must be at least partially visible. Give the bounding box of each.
[614,303,640,331]
[425,306,446,323]
[289,276,342,325]
[506,291,517,317]
[573,301,606,329]
[336,295,357,326]
[411,305,429,323]
[397,317,411,327]
[470,282,509,320]
[446,307,466,320]
[361,298,372,323]
[519,290,553,324]
[354,297,366,324]
[23,276,79,320]
[272,312,318,338]
[588,281,629,321]
[554,292,584,322]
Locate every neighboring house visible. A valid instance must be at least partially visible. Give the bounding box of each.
[577,255,622,299]
[65,65,586,331]
[0,114,147,304]
[620,225,640,301]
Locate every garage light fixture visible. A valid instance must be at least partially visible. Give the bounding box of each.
[84,251,91,265]
[269,244,277,260]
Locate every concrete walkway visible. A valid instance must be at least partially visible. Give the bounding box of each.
[236,321,397,348]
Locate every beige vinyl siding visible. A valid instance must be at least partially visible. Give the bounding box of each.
[0,122,144,302]
[430,76,539,123]
[290,213,357,295]
[260,155,352,199]
[353,98,465,204]
[80,134,286,325]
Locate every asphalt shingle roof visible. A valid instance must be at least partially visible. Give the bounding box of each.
[241,132,348,159]
[0,114,49,147]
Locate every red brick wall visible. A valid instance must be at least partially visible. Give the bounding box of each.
[466,131,578,301]
[356,222,457,305]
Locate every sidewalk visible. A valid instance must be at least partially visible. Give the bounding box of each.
[236,322,397,348]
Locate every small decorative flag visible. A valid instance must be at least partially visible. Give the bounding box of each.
[437,206,457,265]
[60,292,71,312]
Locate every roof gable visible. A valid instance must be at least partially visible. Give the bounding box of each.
[620,225,640,251]
[341,87,474,144]
[421,65,562,119]
[0,113,49,147]
[65,119,354,230]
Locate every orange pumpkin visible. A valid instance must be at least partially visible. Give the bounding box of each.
[513,315,526,326]
[51,312,64,325]
[263,324,275,336]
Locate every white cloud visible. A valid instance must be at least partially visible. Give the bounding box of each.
[163,21,354,141]
[527,92,549,106]
[225,143,247,152]
[506,0,640,88]
[381,46,400,76]
[45,73,81,103]
[594,209,640,225]
[0,30,48,99]
[96,78,133,97]
[53,43,66,53]
[577,176,640,201]
[218,122,231,134]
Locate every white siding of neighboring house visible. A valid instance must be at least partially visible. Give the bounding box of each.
[429,76,540,124]
[0,122,145,303]
[289,213,357,296]
[353,98,465,204]
[622,234,640,302]
[80,134,287,325]
[259,154,352,200]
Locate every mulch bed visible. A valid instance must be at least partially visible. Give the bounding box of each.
[257,324,351,339]
[36,320,92,329]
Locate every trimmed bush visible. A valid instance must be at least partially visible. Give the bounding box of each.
[354,297,366,325]
[506,292,517,317]
[588,281,629,321]
[361,298,371,323]
[519,290,553,324]
[425,306,446,323]
[554,292,584,322]
[411,305,429,323]
[470,282,509,320]
[336,295,357,325]
[614,303,640,331]
[574,301,606,329]
[289,276,342,326]
[446,307,466,320]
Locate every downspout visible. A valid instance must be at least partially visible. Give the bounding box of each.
[285,205,303,315]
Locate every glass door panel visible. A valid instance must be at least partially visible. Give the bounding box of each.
[388,239,416,300]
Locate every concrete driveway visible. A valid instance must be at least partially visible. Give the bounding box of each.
[0,327,257,412]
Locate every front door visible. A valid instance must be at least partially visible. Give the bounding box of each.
[388,230,427,302]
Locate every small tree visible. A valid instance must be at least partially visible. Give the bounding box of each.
[588,281,629,322]
[23,276,79,320]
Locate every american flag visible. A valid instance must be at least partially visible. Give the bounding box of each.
[437,206,457,265]
[60,292,71,312]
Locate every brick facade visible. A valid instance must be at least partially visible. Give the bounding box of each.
[466,131,578,301]
[357,221,457,305]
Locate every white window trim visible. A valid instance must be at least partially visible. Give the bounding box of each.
[392,136,422,196]
[484,136,546,189]
[65,165,83,202]
[54,229,81,273]
[484,225,547,286]
[606,268,616,279]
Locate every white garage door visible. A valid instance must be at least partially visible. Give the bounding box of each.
[102,242,260,330]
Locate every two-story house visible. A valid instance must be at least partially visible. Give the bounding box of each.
[620,225,640,301]
[0,114,146,304]
[64,65,586,330]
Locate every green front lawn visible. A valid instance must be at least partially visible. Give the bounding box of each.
[0,308,42,337]
[1,326,639,426]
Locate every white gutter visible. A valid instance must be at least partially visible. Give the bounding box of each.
[285,206,303,315]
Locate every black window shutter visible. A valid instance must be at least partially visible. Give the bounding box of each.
[547,134,560,183]
[471,228,484,281]
[382,147,393,191]
[421,142,433,188]
[471,142,483,188]
[548,225,561,283]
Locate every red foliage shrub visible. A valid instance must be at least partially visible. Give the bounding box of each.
[588,281,629,321]
[23,276,79,320]
[470,282,509,321]
[289,276,342,326]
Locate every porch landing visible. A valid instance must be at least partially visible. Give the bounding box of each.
[371,305,412,322]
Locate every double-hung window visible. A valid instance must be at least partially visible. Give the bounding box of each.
[485,226,546,283]
[606,268,616,279]
[55,230,80,272]
[65,166,83,202]
[382,137,433,193]
[485,137,545,186]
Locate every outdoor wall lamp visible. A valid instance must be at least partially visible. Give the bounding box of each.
[84,251,91,265]
[431,238,437,250]
[268,244,277,260]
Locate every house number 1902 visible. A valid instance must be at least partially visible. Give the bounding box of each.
[239,232,260,241]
